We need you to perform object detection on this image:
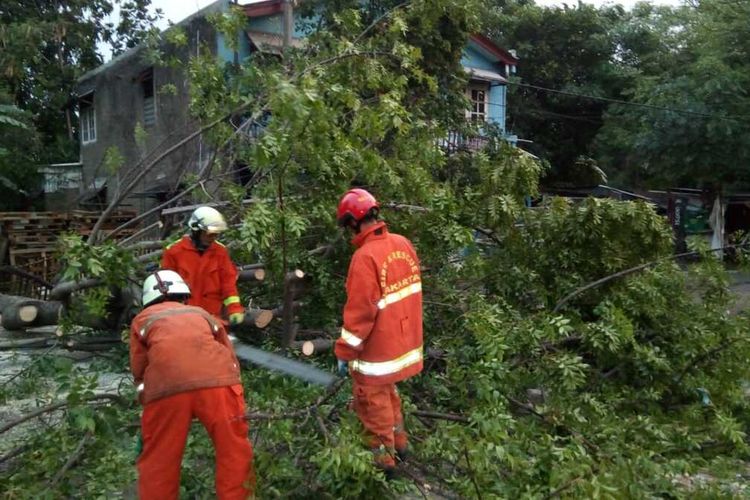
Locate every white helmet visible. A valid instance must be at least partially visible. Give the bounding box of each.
[187,206,227,234]
[142,270,191,307]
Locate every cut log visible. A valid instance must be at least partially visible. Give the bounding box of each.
[237,268,265,282]
[2,299,62,331]
[244,308,273,329]
[0,290,130,331]
[281,270,306,348]
[293,338,333,356]
[229,308,274,334]
[291,338,446,362]
[18,305,38,323]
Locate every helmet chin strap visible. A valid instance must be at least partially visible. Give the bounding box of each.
[190,231,210,253]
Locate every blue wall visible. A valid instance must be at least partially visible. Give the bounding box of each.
[488,84,506,131]
[461,45,508,133]
[461,46,499,73]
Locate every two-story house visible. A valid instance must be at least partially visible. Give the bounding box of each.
[73,0,517,212]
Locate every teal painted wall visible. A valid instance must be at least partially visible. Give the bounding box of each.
[461,45,508,133]
[461,46,498,72]
[488,83,506,131]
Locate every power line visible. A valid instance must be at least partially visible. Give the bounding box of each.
[483,100,603,124]
[508,81,749,122]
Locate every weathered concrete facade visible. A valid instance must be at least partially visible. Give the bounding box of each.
[75,3,226,213]
[75,0,518,215]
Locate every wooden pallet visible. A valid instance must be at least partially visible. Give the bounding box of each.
[0,210,141,281]
[9,247,58,283]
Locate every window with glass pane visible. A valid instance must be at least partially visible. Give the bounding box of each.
[79,94,96,144]
[470,88,486,122]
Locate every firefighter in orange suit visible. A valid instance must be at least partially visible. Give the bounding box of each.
[161,206,245,325]
[130,270,254,499]
[333,188,423,477]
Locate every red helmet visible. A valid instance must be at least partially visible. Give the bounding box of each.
[337,188,379,226]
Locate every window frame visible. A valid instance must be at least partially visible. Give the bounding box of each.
[79,93,96,145]
[140,68,156,128]
[467,82,489,123]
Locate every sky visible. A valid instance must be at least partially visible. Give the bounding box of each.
[147,0,684,29]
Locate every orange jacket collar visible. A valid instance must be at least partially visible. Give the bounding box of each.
[352,221,387,248]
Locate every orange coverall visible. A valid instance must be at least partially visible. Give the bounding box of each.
[161,236,243,319]
[130,301,254,499]
[334,221,423,469]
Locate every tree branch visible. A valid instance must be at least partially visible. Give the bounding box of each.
[0,394,126,435]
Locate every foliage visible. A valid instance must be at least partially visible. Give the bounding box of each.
[56,234,140,330]
[0,94,42,210]
[595,0,750,191]
[0,0,160,168]
[486,2,627,184]
[3,0,750,498]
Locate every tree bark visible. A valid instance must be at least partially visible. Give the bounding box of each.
[237,268,266,282]
[281,269,305,349]
[291,338,333,356]
[0,292,128,331]
[281,270,305,348]
[242,308,273,329]
[1,299,63,331]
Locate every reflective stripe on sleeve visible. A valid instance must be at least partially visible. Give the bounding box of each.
[223,296,241,306]
[377,282,422,310]
[137,383,144,392]
[340,328,363,347]
[350,347,423,377]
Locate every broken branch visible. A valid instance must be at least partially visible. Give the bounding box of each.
[0,394,126,435]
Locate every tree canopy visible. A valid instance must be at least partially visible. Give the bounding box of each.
[2,0,750,498]
[0,0,159,208]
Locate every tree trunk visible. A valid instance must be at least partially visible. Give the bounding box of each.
[237,268,266,282]
[291,338,333,356]
[281,270,305,348]
[1,298,62,330]
[0,292,126,331]
[242,308,273,329]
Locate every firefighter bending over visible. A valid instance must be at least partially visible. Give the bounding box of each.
[130,270,255,499]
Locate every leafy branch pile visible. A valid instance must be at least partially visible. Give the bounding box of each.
[2,0,750,497]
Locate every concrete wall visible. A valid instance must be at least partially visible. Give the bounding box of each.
[76,15,221,215]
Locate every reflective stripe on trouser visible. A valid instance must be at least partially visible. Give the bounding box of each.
[350,346,423,377]
[352,381,406,469]
[138,385,255,500]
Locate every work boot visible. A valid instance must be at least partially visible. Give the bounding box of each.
[396,446,410,463]
[382,466,399,481]
[371,445,397,475]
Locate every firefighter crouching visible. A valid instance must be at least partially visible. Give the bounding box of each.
[161,206,245,325]
[334,188,424,478]
[130,270,255,499]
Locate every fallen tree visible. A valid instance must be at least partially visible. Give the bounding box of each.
[4,0,750,498]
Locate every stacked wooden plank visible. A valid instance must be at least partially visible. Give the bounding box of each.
[68,210,137,239]
[0,210,139,283]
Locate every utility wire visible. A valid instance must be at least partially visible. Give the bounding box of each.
[507,81,749,122]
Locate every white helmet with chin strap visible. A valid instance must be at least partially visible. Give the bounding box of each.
[187,206,228,234]
[142,270,191,307]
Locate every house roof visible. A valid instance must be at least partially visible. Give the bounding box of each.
[244,0,287,17]
[246,30,305,53]
[77,0,228,85]
[464,67,507,83]
[469,34,518,66]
